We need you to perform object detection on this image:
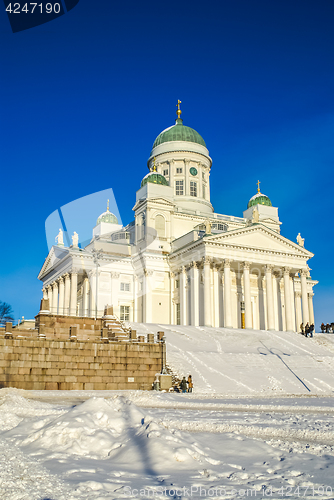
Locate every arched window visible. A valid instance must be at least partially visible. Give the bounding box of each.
[155,214,165,238]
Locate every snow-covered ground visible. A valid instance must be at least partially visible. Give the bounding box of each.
[1,326,334,499]
[131,324,334,395]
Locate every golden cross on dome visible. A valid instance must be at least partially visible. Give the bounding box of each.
[257,180,261,193]
[152,157,157,172]
[176,99,182,119]
[107,199,110,212]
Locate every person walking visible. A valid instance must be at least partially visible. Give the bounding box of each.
[300,323,304,335]
[180,377,187,393]
[187,375,193,393]
[305,323,310,337]
[321,323,325,333]
[326,323,330,333]
[309,324,314,337]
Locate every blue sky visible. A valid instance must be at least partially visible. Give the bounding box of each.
[0,0,333,325]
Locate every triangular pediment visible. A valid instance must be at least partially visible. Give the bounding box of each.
[133,196,175,211]
[207,225,313,257]
[38,245,69,279]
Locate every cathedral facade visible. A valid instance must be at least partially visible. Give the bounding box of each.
[38,104,317,332]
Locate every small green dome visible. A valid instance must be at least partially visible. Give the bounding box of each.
[141,171,168,188]
[152,119,206,149]
[247,192,272,209]
[97,210,118,225]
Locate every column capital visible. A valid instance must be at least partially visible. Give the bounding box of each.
[264,264,274,273]
[181,265,187,274]
[71,269,80,275]
[283,267,292,276]
[170,272,176,278]
[242,261,251,270]
[144,269,154,277]
[203,256,211,265]
[64,272,71,280]
[224,259,232,268]
[57,276,64,284]
[192,261,198,269]
[308,292,314,297]
[295,291,302,298]
[52,281,58,289]
[300,269,308,277]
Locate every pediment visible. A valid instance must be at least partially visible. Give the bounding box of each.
[38,245,69,279]
[207,225,313,257]
[133,197,175,211]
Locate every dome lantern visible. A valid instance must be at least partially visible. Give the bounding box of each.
[97,200,118,225]
[247,180,272,209]
[141,157,168,188]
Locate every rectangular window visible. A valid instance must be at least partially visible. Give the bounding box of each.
[202,185,206,199]
[175,180,184,195]
[120,305,130,321]
[176,167,183,174]
[120,282,130,292]
[163,169,168,176]
[175,279,179,289]
[190,181,197,197]
[176,303,181,325]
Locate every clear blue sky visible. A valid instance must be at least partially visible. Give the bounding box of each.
[0,0,333,325]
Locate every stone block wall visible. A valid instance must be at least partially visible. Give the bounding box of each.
[0,337,164,391]
[35,314,104,341]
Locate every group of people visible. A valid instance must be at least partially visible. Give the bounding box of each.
[300,322,314,337]
[179,375,193,393]
[321,323,334,333]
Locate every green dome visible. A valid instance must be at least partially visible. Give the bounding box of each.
[152,119,206,149]
[141,171,168,188]
[247,192,272,209]
[97,210,118,225]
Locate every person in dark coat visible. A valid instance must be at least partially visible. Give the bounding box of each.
[309,324,314,337]
[305,323,310,337]
[187,375,193,393]
[180,377,187,393]
[321,323,325,333]
[326,323,330,333]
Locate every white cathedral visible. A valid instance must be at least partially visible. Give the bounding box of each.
[38,103,317,332]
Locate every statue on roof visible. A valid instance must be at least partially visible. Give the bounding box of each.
[252,207,259,223]
[55,228,64,246]
[297,233,305,247]
[72,231,79,248]
[205,218,212,235]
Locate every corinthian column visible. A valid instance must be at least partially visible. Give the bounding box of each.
[170,272,175,325]
[134,275,139,323]
[191,262,199,326]
[47,286,53,314]
[83,277,89,317]
[70,271,78,316]
[64,273,71,316]
[283,268,294,331]
[203,257,211,326]
[295,292,302,331]
[300,269,310,324]
[180,266,187,325]
[308,292,315,325]
[58,277,65,316]
[264,265,275,330]
[224,259,233,328]
[52,282,58,315]
[243,262,252,329]
[213,264,220,327]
